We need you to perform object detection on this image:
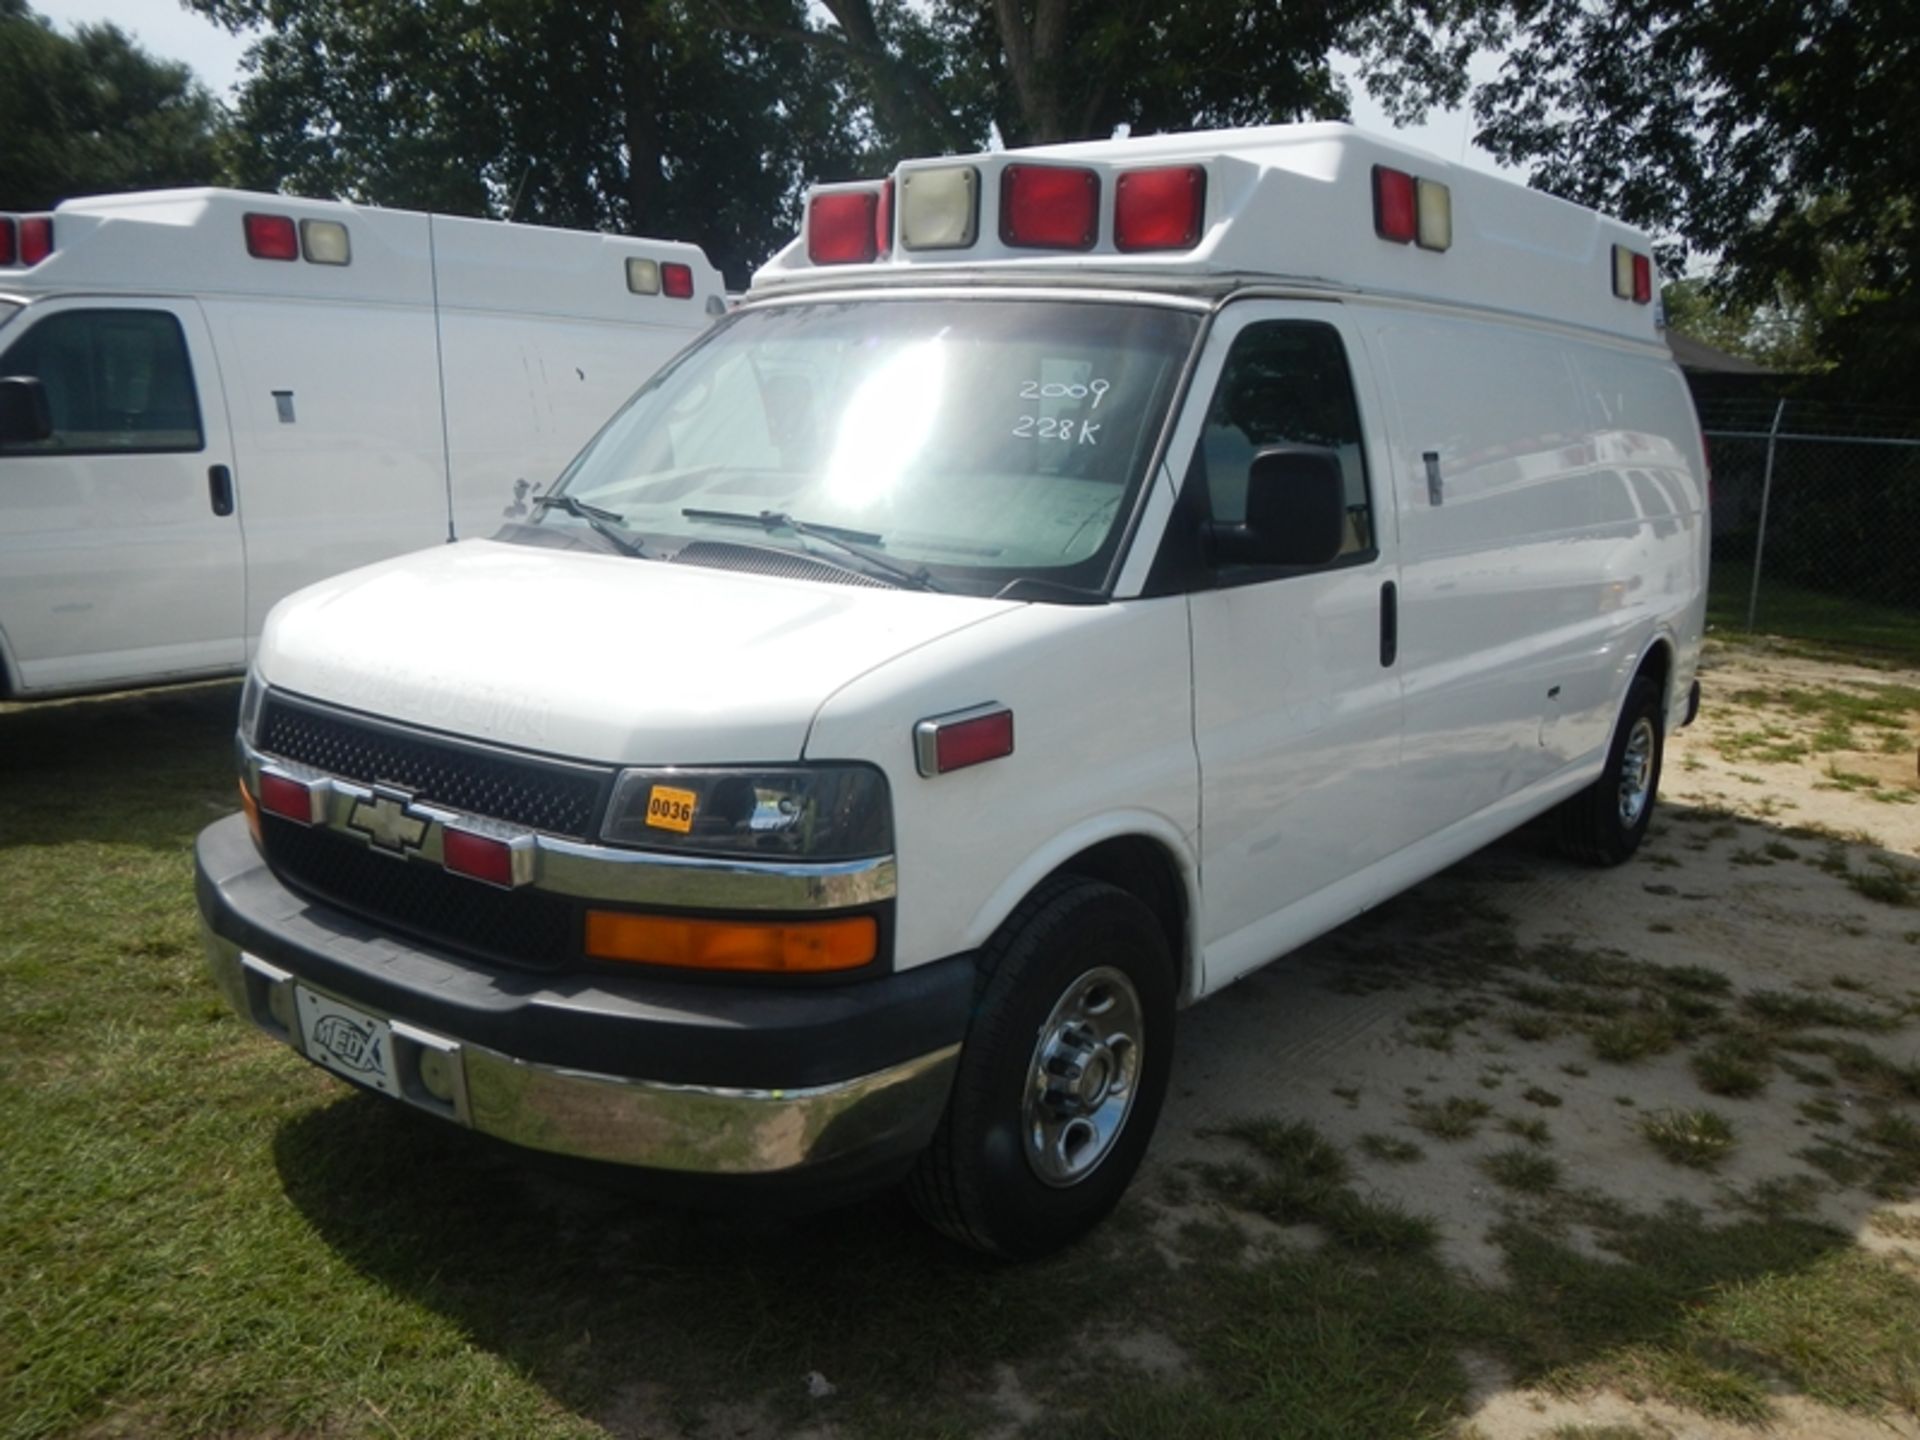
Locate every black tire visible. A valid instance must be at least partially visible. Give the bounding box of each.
[907,876,1175,1259]
[1556,674,1665,866]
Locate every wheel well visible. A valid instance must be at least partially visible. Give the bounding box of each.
[1049,835,1190,993]
[1636,638,1674,719]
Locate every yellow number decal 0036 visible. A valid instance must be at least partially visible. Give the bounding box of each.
[644,784,698,834]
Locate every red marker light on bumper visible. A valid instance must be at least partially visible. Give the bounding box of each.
[258,771,320,824]
[443,828,516,887]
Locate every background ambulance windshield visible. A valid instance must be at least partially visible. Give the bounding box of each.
[547,299,1197,591]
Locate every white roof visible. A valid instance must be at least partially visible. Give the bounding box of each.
[754,124,1663,345]
[1,188,723,323]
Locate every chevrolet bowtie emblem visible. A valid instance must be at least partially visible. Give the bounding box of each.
[347,788,430,854]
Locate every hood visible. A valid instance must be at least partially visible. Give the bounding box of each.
[258,538,1017,763]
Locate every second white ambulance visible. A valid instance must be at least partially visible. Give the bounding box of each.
[194,125,1707,1257]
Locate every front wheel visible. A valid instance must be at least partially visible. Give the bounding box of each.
[907,877,1175,1259]
[1555,674,1665,866]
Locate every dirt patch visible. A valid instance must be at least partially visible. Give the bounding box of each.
[1145,638,1920,1438]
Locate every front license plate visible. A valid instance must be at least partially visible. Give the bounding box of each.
[295,986,402,1097]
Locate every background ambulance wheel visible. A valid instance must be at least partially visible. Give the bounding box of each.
[1556,675,1665,867]
[908,877,1175,1259]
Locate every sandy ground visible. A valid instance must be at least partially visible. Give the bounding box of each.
[1145,637,1920,1439]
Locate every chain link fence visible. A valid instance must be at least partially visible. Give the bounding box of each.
[1699,396,1920,657]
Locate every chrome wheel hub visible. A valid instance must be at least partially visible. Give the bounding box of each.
[1618,716,1656,827]
[1023,966,1144,1188]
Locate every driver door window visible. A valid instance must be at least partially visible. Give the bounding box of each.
[1187,320,1374,565]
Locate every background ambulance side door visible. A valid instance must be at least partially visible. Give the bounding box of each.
[1178,302,1405,990]
[0,296,243,694]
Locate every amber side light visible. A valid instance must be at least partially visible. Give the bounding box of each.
[238,777,262,846]
[584,911,878,973]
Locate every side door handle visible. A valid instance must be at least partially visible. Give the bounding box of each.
[1380,580,1398,668]
[208,464,234,517]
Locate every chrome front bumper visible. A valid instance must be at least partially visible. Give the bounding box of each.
[203,924,960,1176]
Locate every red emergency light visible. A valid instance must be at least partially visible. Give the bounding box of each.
[1372,166,1418,244]
[808,190,880,265]
[875,178,894,257]
[1114,166,1206,252]
[244,213,299,261]
[1001,165,1100,251]
[0,218,13,266]
[661,262,694,299]
[16,216,52,265]
[258,772,319,824]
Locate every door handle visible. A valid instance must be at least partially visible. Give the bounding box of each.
[1380,580,1398,668]
[208,464,234,517]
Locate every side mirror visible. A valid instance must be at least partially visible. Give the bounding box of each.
[1205,445,1348,567]
[0,376,53,446]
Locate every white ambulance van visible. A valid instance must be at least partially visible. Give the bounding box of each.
[0,190,722,697]
[193,126,1708,1257]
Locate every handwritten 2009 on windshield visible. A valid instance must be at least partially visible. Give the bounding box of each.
[1012,377,1109,446]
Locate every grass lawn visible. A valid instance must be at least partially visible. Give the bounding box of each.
[1708,559,1920,666]
[5,682,1920,1438]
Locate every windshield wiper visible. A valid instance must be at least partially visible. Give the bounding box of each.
[680,508,940,592]
[532,494,651,558]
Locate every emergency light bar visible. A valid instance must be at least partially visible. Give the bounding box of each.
[1611,244,1653,304]
[0,214,55,267]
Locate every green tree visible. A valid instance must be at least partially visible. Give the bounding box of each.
[195,0,876,286]
[0,0,225,210]
[1473,0,1918,391]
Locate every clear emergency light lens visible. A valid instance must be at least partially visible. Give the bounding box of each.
[900,166,979,250]
[1114,166,1206,252]
[1372,166,1417,244]
[625,257,661,294]
[18,216,53,266]
[1632,252,1653,304]
[1612,244,1635,299]
[1415,179,1452,251]
[808,190,880,265]
[0,218,14,266]
[1001,164,1100,250]
[245,213,299,261]
[662,262,694,299]
[300,219,351,265]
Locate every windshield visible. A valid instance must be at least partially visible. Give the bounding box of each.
[539,298,1199,594]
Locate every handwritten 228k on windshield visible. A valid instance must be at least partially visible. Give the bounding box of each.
[1012,377,1108,445]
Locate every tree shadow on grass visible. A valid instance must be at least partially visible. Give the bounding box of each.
[0,680,239,850]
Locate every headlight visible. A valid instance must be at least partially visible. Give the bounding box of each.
[237,666,266,744]
[600,765,892,861]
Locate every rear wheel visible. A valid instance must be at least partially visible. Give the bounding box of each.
[1556,674,1665,866]
[907,877,1175,1259]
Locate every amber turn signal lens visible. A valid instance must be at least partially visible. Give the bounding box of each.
[238,777,262,846]
[584,911,878,973]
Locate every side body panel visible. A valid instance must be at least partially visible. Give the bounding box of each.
[0,295,245,692]
[1362,308,1707,848]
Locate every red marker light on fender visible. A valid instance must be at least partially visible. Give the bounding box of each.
[443,828,517,887]
[914,705,1014,776]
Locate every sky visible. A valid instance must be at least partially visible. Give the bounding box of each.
[31,0,1520,180]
